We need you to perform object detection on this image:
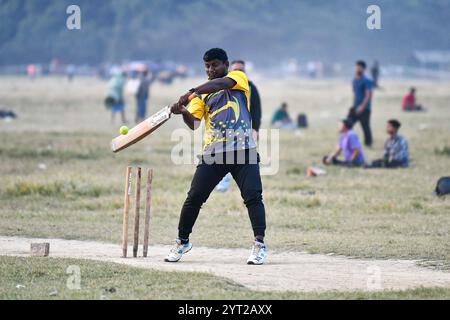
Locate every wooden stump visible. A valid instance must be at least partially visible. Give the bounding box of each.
[30,243,50,257]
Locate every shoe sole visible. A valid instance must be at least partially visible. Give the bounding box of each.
[247,261,264,265]
[164,244,193,263]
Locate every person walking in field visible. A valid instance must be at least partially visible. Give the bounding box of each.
[135,69,154,123]
[371,60,380,88]
[348,60,373,147]
[106,70,127,124]
[216,59,262,192]
[166,48,268,265]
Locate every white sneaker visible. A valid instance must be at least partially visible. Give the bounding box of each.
[164,239,193,262]
[247,241,268,265]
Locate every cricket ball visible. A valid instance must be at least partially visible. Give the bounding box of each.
[119,126,129,135]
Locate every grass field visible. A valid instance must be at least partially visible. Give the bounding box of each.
[2,256,450,300]
[0,75,449,299]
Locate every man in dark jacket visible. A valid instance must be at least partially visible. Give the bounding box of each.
[216,60,262,192]
[230,60,261,138]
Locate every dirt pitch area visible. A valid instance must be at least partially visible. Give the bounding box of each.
[2,236,450,292]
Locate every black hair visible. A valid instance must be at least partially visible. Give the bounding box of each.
[231,60,245,65]
[203,48,228,62]
[388,119,401,130]
[342,118,354,129]
[356,60,367,69]
[410,87,416,93]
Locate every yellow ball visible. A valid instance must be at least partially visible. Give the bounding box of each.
[119,126,129,135]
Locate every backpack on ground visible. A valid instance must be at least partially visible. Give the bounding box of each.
[297,113,308,128]
[435,177,450,196]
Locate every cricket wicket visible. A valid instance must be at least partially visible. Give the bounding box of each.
[122,166,153,258]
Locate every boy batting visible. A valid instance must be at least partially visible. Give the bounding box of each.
[165,48,268,265]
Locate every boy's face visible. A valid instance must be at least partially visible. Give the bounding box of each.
[386,123,396,135]
[204,59,229,80]
[355,64,364,76]
[339,122,346,133]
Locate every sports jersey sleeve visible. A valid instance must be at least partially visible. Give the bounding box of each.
[226,70,249,94]
[187,96,205,120]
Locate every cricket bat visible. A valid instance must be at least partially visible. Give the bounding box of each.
[110,94,196,153]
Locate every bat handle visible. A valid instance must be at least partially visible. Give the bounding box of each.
[169,93,198,115]
[188,93,198,101]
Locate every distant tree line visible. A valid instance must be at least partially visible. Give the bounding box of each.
[0,0,449,66]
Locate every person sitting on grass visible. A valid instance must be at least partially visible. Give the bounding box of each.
[402,87,423,112]
[271,102,295,129]
[366,119,409,168]
[323,118,365,167]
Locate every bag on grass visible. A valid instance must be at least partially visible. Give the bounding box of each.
[297,113,308,128]
[434,177,450,196]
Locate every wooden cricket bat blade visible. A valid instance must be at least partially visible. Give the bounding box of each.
[111,106,171,153]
